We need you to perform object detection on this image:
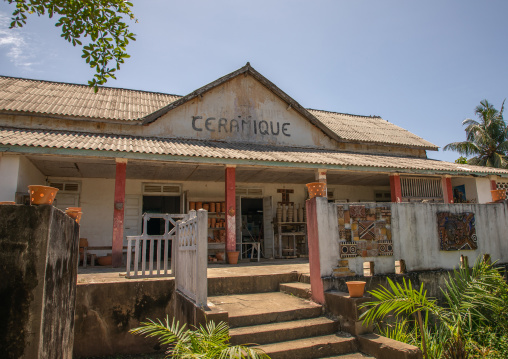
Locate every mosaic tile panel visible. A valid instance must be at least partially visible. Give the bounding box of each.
[378,240,394,256]
[359,221,375,240]
[337,205,344,218]
[437,212,477,251]
[349,205,366,218]
[345,230,352,241]
[339,226,346,240]
[340,241,358,258]
[344,210,350,223]
[357,240,379,257]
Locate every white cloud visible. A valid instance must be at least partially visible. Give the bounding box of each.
[0,12,37,70]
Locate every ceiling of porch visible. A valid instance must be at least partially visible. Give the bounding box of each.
[27,155,391,186]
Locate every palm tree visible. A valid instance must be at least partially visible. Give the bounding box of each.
[130,318,269,358]
[444,100,508,168]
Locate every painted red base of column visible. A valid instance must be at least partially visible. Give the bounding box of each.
[112,161,126,267]
[306,197,325,304]
[225,167,236,253]
[389,174,402,203]
[443,177,454,204]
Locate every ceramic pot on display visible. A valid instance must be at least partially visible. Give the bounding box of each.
[306,182,327,199]
[28,185,59,205]
[346,281,366,298]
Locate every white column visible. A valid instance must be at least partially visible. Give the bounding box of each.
[0,155,21,202]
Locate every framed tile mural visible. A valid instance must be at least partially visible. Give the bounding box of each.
[437,212,477,251]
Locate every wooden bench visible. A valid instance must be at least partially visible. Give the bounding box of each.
[82,246,135,268]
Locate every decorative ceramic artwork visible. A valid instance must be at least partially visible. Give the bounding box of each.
[340,241,358,258]
[437,212,477,251]
[358,221,375,240]
[378,240,394,256]
[349,205,366,218]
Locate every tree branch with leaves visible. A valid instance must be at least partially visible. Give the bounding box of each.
[6,0,136,92]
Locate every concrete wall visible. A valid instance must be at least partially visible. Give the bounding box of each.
[0,155,20,202]
[73,279,174,357]
[312,197,508,276]
[0,205,79,359]
[16,156,46,196]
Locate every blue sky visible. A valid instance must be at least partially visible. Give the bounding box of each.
[1,1,507,163]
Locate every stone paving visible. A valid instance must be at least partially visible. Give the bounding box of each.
[77,258,309,284]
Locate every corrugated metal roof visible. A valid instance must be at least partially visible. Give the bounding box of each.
[1,127,505,175]
[0,76,181,121]
[308,109,438,150]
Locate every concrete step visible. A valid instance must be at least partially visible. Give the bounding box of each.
[299,273,311,284]
[256,334,358,359]
[320,354,374,358]
[208,292,322,328]
[280,282,312,299]
[230,316,338,345]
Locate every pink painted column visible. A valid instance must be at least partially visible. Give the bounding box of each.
[306,197,325,304]
[442,176,454,204]
[389,174,402,203]
[225,166,237,254]
[112,159,127,267]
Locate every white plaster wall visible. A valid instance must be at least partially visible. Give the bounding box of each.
[476,178,493,203]
[16,156,45,194]
[330,185,390,203]
[78,178,115,250]
[317,201,508,276]
[392,203,508,271]
[0,155,20,202]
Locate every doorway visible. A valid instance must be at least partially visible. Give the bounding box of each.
[142,195,180,260]
[240,198,263,258]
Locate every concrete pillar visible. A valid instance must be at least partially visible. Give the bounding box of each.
[306,197,325,304]
[489,175,498,191]
[389,174,402,203]
[112,158,127,267]
[315,169,327,197]
[225,165,236,253]
[442,175,454,204]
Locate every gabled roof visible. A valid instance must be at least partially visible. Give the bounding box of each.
[0,64,438,150]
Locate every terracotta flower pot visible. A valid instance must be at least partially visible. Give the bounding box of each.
[0,201,16,205]
[65,207,83,224]
[227,251,240,264]
[215,251,225,261]
[28,185,59,205]
[306,182,327,199]
[491,189,506,202]
[346,281,366,298]
[97,255,112,266]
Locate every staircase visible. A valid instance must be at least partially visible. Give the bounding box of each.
[208,279,373,359]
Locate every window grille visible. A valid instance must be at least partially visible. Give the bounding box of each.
[142,183,181,195]
[400,177,442,199]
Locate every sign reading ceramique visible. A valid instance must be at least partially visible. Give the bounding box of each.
[192,116,291,137]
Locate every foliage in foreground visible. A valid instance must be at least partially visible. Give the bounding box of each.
[130,317,269,359]
[360,257,508,359]
[5,0,136,91]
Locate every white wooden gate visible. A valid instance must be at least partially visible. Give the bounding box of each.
[125,213,186,278]
[174,209,208,307]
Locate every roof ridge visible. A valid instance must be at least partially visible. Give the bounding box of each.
[0,74,183,98]
[307,107,383,119]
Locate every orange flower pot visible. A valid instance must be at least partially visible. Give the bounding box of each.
[28,185,59,205]
[227,251,240,264]
[0,201,16,205]
[346,281,366,298]
[491,189,506,202]
[97,255,112,266]
[66,207,83,224]
[306,182,327,199]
